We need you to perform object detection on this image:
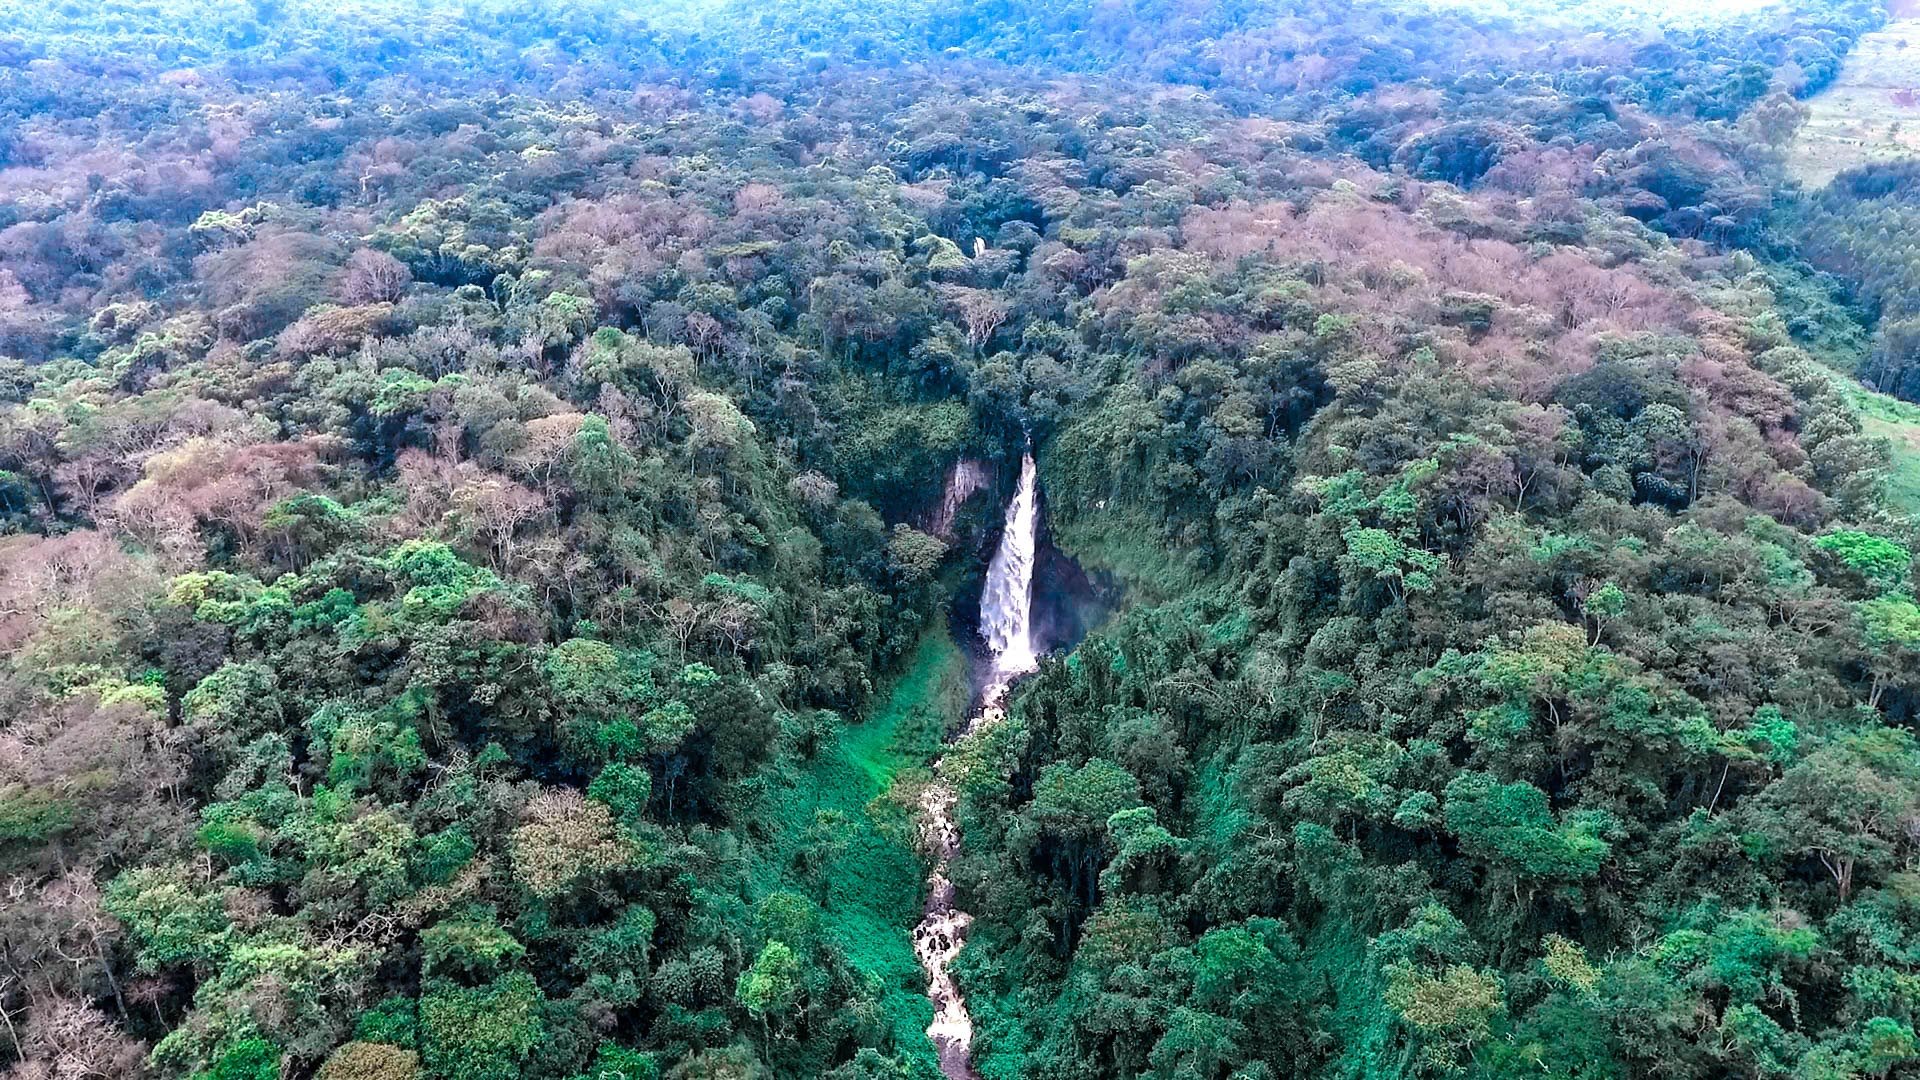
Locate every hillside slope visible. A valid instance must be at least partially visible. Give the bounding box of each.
[0,2,1917,1080]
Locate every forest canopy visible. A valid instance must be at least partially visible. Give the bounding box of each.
[1,1,1918,1079]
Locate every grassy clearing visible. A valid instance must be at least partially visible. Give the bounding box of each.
[1848,384,1920,516]
[1777,363,1920,519]
[744,628,971,1067]
[1761,262,1920,517]
[1787,14,1920,189]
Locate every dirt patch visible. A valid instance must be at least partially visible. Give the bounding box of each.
[1786,16,1920,187]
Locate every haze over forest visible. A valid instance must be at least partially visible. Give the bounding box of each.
[2,1,1920,1079]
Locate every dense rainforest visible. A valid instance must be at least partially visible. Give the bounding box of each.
[2,1,1920,1078]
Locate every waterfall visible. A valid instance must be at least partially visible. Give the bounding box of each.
[914,448,1043,1080]
[978,451,1040,684]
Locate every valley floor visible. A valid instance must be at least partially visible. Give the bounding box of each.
[747,629,972,1070]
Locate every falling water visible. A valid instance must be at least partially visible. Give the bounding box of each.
[978,452,1041,685]
[912,449,1042,1080]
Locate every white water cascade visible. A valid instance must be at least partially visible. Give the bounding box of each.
[912,450,1042,1079]
[977,452,1041,685]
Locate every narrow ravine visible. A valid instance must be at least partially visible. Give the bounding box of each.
[913,450,1042,1080]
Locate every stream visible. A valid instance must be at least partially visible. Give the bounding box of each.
[912,450,1041,1080]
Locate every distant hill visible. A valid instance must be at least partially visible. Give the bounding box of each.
[1789,4,1920,188]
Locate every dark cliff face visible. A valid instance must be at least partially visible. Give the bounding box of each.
[948,480,1115,692]
[1030,502,1113,661]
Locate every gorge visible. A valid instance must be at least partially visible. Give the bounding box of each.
[4,2,1919,1078]
[913,450,1042,1079]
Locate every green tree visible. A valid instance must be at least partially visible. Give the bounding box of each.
[419,973,544,1080]
[1740,728,1920,902]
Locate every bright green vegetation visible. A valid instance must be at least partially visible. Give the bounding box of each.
[1757,261,1920,514]
[1847,386,1920,515]
[743,629,969,1065]
[3,1,1920,1079]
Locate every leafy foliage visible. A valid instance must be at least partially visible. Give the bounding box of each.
[1,0,1916,1079]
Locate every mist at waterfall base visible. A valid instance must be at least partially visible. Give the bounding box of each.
[944,467,1112,697]
[965,527,1108,694]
